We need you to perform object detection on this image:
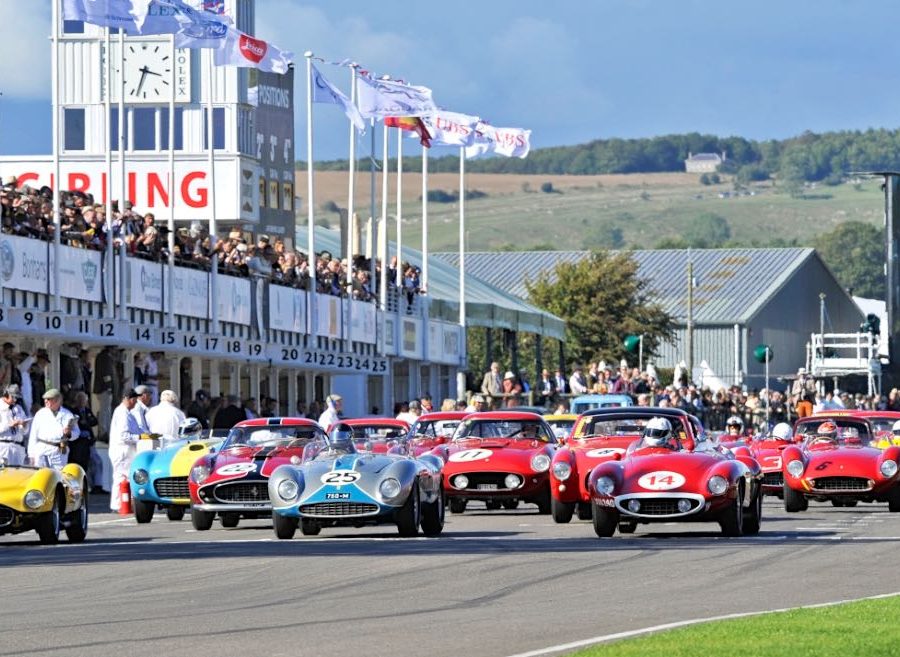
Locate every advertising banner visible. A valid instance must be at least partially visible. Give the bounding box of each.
[170,266,209,319]
[214,274,251,325]
[400,317,423,360]
[268,284,307,333]
[0,235,102,302]
[315,293,342,339]
[349,300,376,344]
[127,258,164,312]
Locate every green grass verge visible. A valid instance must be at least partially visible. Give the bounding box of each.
[569,595,900,657]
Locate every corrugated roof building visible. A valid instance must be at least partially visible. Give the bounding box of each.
[435,248,864,389]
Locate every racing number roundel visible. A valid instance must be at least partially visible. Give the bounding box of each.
[216,463,257,476]
[449,448,492,463]
[320,470,361,485]
[637,471,686,491]
[585,448,626,458]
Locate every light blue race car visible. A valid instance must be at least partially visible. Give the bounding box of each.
[267,426,445,538]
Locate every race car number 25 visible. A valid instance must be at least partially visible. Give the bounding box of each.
[637,471,685,491]
[320,470,361,485]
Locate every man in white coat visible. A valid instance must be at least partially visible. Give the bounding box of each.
[27,388,76,469]
[108,388,143,512]
[146,390,185,438]
[317,394,342,430]
[0,384,29,465]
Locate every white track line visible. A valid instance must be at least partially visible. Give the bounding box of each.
[503,591,900,657]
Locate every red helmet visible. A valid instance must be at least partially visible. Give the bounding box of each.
[817,421,838,440]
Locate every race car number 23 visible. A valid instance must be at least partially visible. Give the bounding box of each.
[637,471,686,491]
[449,448,492,463]
[320,470,361,485]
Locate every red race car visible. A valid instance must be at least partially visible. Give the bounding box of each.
[782,417,900,511]
[327,418,409,454]
[744,422,799,497]
[550,407,704,523]
[429,411,557,514]
[588,415,763,537]
[404,412,468,456]
[188,417,326,530]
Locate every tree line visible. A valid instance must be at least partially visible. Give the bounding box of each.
[299,128,900,181]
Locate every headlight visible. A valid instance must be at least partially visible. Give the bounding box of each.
[379,478,402,499]
[595,476,615,495]
[787,460,804,477]
[531,454,551,472]
[133,469,149,485]
[24,490,45,509]
[881,460,899,478]
[277,479,300,501]
[707,475,728,495]
[504,474,521,489]
[191,463,211,484]
[552,461,572,481]
[452,474,469,489]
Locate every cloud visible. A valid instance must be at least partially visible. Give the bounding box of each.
[0,4,50,98]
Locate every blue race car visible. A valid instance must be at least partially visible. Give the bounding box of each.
[267,425,445,538]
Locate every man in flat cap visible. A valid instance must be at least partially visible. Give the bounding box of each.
[27,388,76,469]
[0,384,29,465]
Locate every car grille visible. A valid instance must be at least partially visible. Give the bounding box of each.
[299,503,379,517]
[0,506,13,527]
[621,498,699,516]
[214,482,270,503]
[811,477,871,491]
[762,472,784,487]
[154,477,189,499]
[452,472,521,491]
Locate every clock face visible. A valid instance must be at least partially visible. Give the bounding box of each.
[121,41,191,103]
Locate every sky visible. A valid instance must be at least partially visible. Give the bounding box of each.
[2,0,900,160]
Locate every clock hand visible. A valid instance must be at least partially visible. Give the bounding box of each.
[135,67,149,96]
[143,68,164,78]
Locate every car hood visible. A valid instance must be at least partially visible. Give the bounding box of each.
[149,439,218,478]
[570,436,637,464]
[619,451,725,492]
[444,439,552,471]
[803,444,883,476]
[209,444,308,481]
[0,467,41,495]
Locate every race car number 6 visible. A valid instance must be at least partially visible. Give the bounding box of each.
[216,463,257,476]
[449,448,492,463]
[638,471,686,491]
[321,470,361,485]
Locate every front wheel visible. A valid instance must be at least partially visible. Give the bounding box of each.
[888,486,900,512]
[591,504,618,538]
[36,504,61,545]
[191,507,215,531]
[449,498,467,514]
[550,497,575,524]
[535,488,552,515]
[420,488,445,537]
[743,485,763,536]
[783,482,808,513]
[133,498,155,524]
[65,501,88,543]
[273,512,298,539]
[166,506,186,521]
[396,483,420,537]
[719,486,744,537]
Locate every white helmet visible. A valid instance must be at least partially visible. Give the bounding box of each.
[726,415,744,432]
[892,420,900,436]
[642,417,673,447]
[179,417,203,438]
[770,422,792,441]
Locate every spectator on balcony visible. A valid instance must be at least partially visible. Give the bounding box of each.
[501,371,523,408]
[134,212,160,258]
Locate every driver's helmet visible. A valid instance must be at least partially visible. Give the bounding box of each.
[892,419,900,436]
[841,426,860,443]
[178,417,203,439]
[816,421,838,442]
[725,415,744,434]
[328,423,355,453]
[770,422,793,441]
[642,417,673,447]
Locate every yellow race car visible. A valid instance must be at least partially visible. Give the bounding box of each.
[0,462,88,544]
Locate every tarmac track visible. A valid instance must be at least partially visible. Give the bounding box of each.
[1,497,899,657]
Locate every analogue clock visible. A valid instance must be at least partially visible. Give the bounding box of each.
[121,41,191,103]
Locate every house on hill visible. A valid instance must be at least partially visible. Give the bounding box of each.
[685,151,726,173]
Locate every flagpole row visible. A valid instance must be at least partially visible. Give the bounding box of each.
[421,144,428,294]
[51,0,61,313]
[104,26,114,320]
[395,125,402,288]
[305,51,317,338]
[379,122,389,312]
[207,50,219,334]
[166,34,176,328]
[117,28,127,323]
[345,63,358,294]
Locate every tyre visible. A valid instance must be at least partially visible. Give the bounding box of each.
[550,497,574,524]
[220,513,240,528]
[591,504,618,538]
[502,499,519,510]
[485,500,502,511]
[273,512,298,539]
[166,506,186,521]
[300,519,321,535]
[420,488,445,537]
[36,502,61,545]
[449,498,467,514]
[396,483,420,537]
[191,507,215,531]
[577,503,593,521]
[65,498,88,544]
[783,482,808,513]
[743,486,763,536]
[617,521,637,534]
[889,486,900,512]
[535,487,552,515]
[133,498,155,524]
[719,485,744,537]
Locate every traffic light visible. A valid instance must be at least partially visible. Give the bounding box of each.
[753,344,773,364]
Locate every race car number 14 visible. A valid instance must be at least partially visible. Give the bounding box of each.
[637,471,685,491]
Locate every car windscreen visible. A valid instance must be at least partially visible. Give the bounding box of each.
[224,425,324,449]
[795,419,873,446]
[576,417,649,438]
[455,420,552,442]
[349,425,408,440]
[411,419,460,439]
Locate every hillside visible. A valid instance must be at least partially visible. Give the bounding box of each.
[298,171,883,252]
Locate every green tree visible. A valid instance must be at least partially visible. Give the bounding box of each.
[684,212,731,248]
[525,251,675,366]
[814,222,885,298]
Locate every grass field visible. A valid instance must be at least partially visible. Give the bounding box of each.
[567,595,900,657]
[298,171,884,252]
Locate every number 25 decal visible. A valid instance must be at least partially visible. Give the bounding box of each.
[320,470,361,485]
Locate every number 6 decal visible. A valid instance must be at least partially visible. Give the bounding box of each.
[321,470,361,485]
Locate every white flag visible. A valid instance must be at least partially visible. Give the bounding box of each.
[139,0,231,47]
[357,75,437,119]
[63,0,146,32]
[311,64,365,132]
[214,28,293,73]
[465,122,531,159]
[421,111,480,148]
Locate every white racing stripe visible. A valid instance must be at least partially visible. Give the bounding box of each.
[503,591,900,657]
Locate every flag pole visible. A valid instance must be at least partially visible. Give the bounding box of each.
[369,118,376,296]
[345,63,358,295]
[117,28,127,322]
[163,34,178,326]
[304,51,316,337]
[166,34,176,327]
[104,27,114,319]
[206,50,219,333]
[457,145,467,400]
[421,143,428,293]
[395,126,402,288]
[51,0,61,313]
[379,121,389,312]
